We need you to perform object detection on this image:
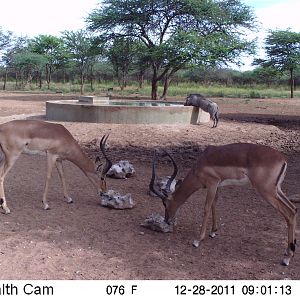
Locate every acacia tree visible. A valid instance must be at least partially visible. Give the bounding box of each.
[62,30,101,94]
[133,42,151,88]
[1,35,28,90]
[29,35,65,89]
[0,28,13,89]
[11,51,47,88]
[87,0,257,99]
[0,28,13,51]
[108,37,138,90]
[255,30,300,98]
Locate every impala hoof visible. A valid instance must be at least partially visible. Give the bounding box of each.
[281,257,290,266]
[4,208,11,214]
[65,196,73,204]
[192,240,200,248]
[209,231,217,238]
[43,204,50,210]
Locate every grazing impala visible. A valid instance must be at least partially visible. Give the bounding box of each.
[149,143,297,266]
[0,119,112,213]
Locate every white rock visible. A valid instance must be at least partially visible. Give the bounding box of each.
[141,213,173,233]
[148,176,178,197]
[107,160,135,179]
[100,189,134,209]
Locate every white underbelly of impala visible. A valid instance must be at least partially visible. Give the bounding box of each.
[22,147,46,156]
[219,176,250,187]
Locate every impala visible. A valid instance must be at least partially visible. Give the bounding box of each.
[0,119,112,213]
[149,143,297,266]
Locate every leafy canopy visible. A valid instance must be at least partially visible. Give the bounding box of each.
[264,30,300,71]
[87,0,257,98]
[87,0,257,66]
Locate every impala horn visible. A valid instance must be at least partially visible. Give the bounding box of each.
[149,150,178,200]
[163,150,178,193]
[99,134,113,180]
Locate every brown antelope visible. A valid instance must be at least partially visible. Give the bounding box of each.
[149,143,297,266]
[0,119,112,213]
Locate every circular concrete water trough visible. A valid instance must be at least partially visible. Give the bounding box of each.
[46,97,210,125]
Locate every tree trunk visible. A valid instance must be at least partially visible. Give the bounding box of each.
[26,71,33,88]
[46,64,50,89]
[138,70,144,89]
[90,65,94,91]
[80,73,84,95]
[121,70,127,90]
[80,69,84,95]
[39,72,43,89]
[3,68,8,90]
[160,75,172,100]
[48,65,52,89]
[90,76,94,91]
[151,66,159,100]
[160,67,179,100]
[15,71,18,89]
[151,78,158,100]
[21,71,24,89]
[290,68,294,98]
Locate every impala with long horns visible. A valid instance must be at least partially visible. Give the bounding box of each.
[149,143,297,266]
[0,120,112,213]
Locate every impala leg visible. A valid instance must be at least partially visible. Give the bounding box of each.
[277,187,297,259]
[42,154,57,210]
[199,184,219,241]
[257,187,297,266]
[210,189,219,238]
[55,160,73,204]
[277,200,296,266]
[0,151,21,214]
[0,176,10,214]
[285,213,297,264]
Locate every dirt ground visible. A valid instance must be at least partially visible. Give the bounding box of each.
[0,91,299,280]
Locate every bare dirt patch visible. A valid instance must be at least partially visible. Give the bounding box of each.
[0,91,299,279]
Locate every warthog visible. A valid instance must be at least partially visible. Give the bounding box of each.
[185,94,219,128]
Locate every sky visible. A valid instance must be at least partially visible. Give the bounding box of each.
[241,0,300,69]
[0,0,300,69]
[0,0,100,37]
[245,0,300,32]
